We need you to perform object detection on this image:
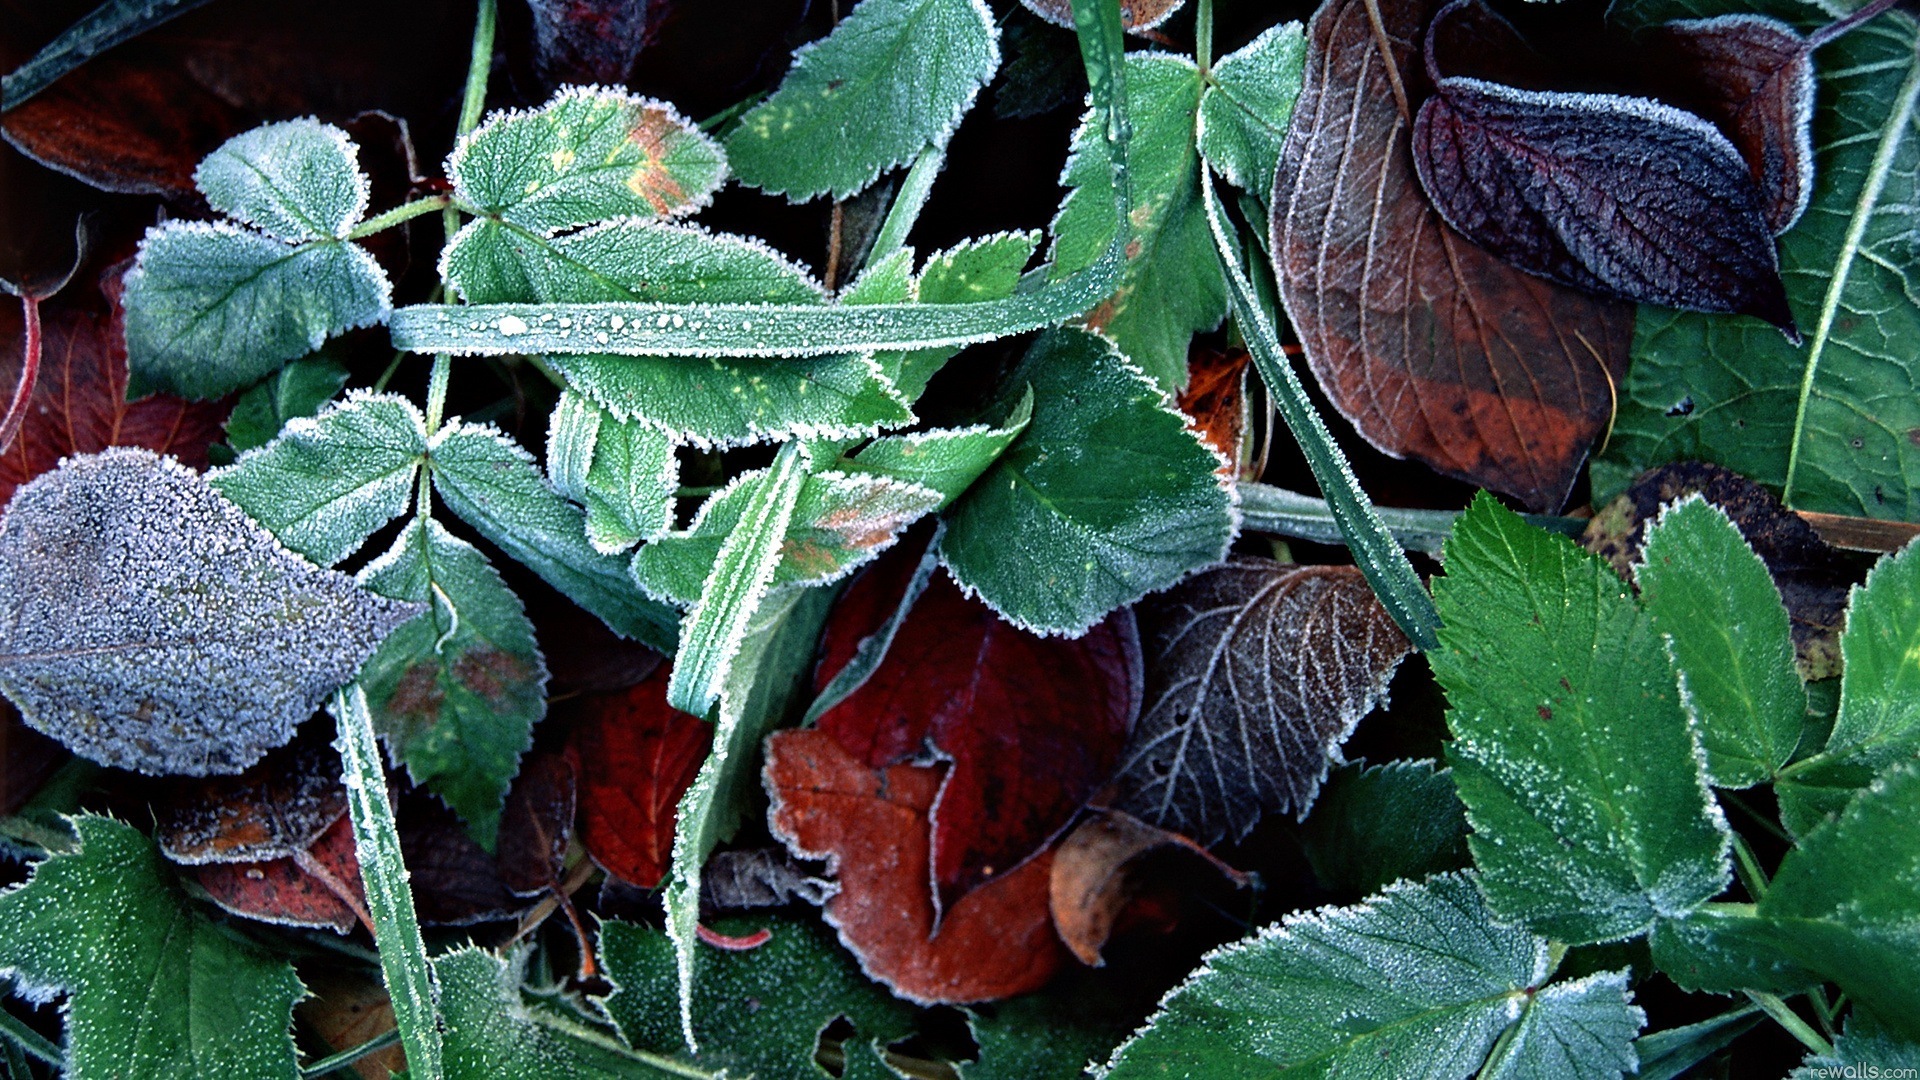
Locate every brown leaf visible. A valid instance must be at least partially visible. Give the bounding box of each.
[528,0,669,87]
[1048,808,1245,967]
[298,969,407,1080]
[1019,0,1187,34]
[398,788,521,925]
[765,729,1066,1005]
[193,813,366,934]
[1271,0,1633,511]
[1177,345,1250,476]
[496,750,577,897]
[1112,558,1413,846]
[155,735,347,864]
[570,664,711,889]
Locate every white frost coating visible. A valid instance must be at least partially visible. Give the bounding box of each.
[1020,0,1189,33]
[194,118,372,242]
[1438,75,1752,173]
[545,390,603,504]
[1662,13,1816,232]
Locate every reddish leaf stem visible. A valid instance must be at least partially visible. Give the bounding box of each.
[1807,0,1905,50]
[695,924,773,951]
[0,293,42,458]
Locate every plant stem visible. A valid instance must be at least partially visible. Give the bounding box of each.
[1731,833,1771,901]
[0,293,41,457]
[1745,991,1833,1057]
[345,195,453,240]
[300,1028,402,1078]
[456,0,498,140]
[1196,0,1215,76]
[1808,0,1904,50]
[425,353,451,434]
[0,997,60,1067]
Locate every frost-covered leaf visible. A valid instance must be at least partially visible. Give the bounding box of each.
[1112,558,1412,846]
[1100,873,1644,1078]
[545,391,676,554]
[1298,759,1471,897]
[437,946,693,1078]
[123,223,392,400]
[0,449,417,775]
[1431,494,1731,944]
[210,391,428,567]
[599,915,915,1079]
[427,420,679,652]
[843,390,1031,508]
[357,517,548,849]
[632,468,942,604]
[724,0,1000,201]
[449,86,724,233]
[1636,496,1805,788]
[218,352,351,458]
[876,232,1041,402]
[194,119,370,243]
[1791,1014,1920,1079]
[939,328,1234,637]
[1198,24,1307,204]
[0,815,305,1079]
[1052,54,1223,391]
[1020,0,1186,33]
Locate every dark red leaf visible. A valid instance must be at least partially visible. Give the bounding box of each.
[814,557,1139,915]
[571,664,712,889]
[1272,0,1634,512]
[1177,345,1250,477]
[1047,808,1245,967]
[528,0,668,87]
[155,735,347,864]
[496,749,578,897]
[765,729,1066,1004]
[398,788,521,925]
[1,699,64,817]
[194,813,366,934]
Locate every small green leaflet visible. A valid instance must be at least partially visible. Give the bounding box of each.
[216,351,351,459]
[210,391,428,567]
[427,420,680,652]
[877,232,1041,402]
[1052,54,1223,391]
[1197,23,1307,205]
[357,517,549,849]
[1431,495,1731,945]
[124,121,391,400]
[1636,496,1805,788]
[724,0,1000,201]
[1791,1014,1920,1079]
[1297,759,1470,897]
[545,391,677,554]
[939,328,1234,637]
[598,915,914,1078]
[1633,1008,1763,1080]
[844,389,1032,508]
[1099,873,1643,1079]
[1653,763,1920,1041]
[0,816,305,1079]
[448,85,725,232]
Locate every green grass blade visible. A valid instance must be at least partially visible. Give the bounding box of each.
[1,0,214,110]
[1239,482,1586,556]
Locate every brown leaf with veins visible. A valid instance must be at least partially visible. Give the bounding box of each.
[1271,0,1633,511]
[156,735,346,864]
[193,813,368,934]
[496,750,577,898]
[1048,808,1246,967]
[298,969,408,1080]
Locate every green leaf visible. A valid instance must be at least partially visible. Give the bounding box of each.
[598,915,914,1078]
[1297,759,1471,897]
[0,816,304,1079]
[357,516,548,849]
[123,222,391,400]
[210,391,427,567]
[218,351,351,457]
[876,231,1041,402]
[724,0,1000,201]
[1791,1014,1920,1079]
[1593,3,1920,519]
[959,968,1138,1080]
[938,327,1234,636]
[1100,873,1644,1078]
[1052,53,1223,391]
[1197,23,1306,204]
[1633,1007,1762,1080]
[427,420,679,652]
[194,119,370,243]
[1,0,214,111]
[546,392,677,555]
[449,86,725,233]
[843,390,1032,508]
[1635,496,1805,787]
[1431,494,1731,945]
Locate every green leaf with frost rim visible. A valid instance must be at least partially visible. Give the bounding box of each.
[219,351,352,457]
[877,232,1041,402]
[1298,759,1470,897]
[546,392,678,555]
[1593,2,1920,519]
[1197,23,1306,205]
[357,517,549,849]
[194,119,370,243]
[844,389,1032,508]
[1052,53,1225,391]
[210,391,427,567]
[1635,496,1805,788]
[1791,1014,1920,1079]
[0,816,305,1080]
[1100,873,1643,1079]
[1431,495,1731,945]
[724,0,1000,201]
[938,327,1235,637]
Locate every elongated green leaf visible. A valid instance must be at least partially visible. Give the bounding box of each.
[218,351,351,457]
[357,517,548,848]
[667,442,810,716]
[0,0,213,110]
[843,390,1031,507]
[125,223,391,400]
[1053,53,1222,390]
[878,232,1041,401]
[195,119,370,243]
[545,391,677,555]
[333,685,443,1079]
[1633,1007,1761,1080]
[449,86,725,233]
[1431,495,1731,944]
[1594,2,1920,518]
[938,327,1233,636]
[1101,874,1643,1079]
[427,420,679,652]
[1197,24,1306,204]
[725,0,999,201]
[0,815,304,1079]
[210,391,427,567]
[1636,496,1805,787]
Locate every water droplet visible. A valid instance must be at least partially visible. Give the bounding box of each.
[497,315,529,337]
[610,315,626,330]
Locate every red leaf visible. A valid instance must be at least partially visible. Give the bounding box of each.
[1177,345,1250,476]
[194,813,367,934]
[571,664,712,889]
[765,729,1066,1004]
[528,0,670,87]
[155,736,347,864]
[0,267,226,508]
[814,557,1139,914]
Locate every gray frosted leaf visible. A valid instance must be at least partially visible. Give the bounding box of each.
[193,119,371,243]
[1113,557,1413,845]
[0,449,418,775]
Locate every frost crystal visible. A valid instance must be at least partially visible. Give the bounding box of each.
[0,449,419,775]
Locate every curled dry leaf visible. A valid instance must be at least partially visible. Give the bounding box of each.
[571,664,712,889]
[193,812,367,934]
[1271,0,1633,511]
[814,555,1139,914]
[0,448,418,775]
[156,735,347,864]
[764,729,1066,1005]
[1019,0,1187,34]
[1113,557,1413,846]
[1048,807,1246,967]
[298,969,409,1080]
[701,847,835,912]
